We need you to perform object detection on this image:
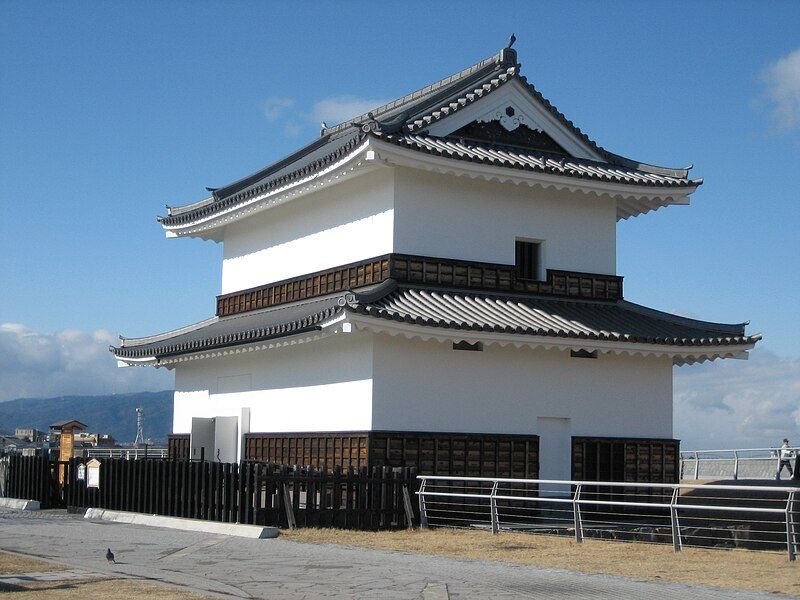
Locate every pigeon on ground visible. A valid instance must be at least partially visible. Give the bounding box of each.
[106,548,115,564]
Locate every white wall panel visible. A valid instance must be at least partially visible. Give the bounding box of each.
[393,168,617,275]
[371,334,672,438]
[221,169,394,294]
[172,333,374,434]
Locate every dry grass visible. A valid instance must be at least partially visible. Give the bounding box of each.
[0,551,66,575]
[283,528,800,596]
[0,551,210,599]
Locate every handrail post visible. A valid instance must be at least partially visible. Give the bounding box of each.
[489,481,500,535]
[573,483,584,543]
[733,450,739,481]
[669,487,682,552]
[418,479,429,529]
[786,490,797,562]
[693,451,699,480]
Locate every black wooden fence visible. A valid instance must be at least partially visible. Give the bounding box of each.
[5,455,419,530]
[3,454,61,508]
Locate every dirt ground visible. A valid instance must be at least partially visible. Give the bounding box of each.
[283,527,800,596]
[0,551,211,599]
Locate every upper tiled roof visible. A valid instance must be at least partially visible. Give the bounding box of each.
[378,133,697,188]
[160,43,698,228]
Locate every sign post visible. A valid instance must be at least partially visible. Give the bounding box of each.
[50,420,88,486]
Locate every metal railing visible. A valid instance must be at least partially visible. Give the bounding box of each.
[417,475,800,561]
[81,447,168,460]
[680,447,800,481]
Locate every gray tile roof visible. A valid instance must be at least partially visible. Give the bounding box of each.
[349,286,756,347]
[112,284,757,363]
[160,131,365,226]
[378,133,698,188]
[113,296,344,359]
[160,45,697,228]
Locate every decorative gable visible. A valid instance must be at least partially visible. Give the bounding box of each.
[448,120,569,155]
[423,79,603,161]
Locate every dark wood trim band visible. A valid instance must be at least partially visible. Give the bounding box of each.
[217,253,624,317]
[217,256,391,317]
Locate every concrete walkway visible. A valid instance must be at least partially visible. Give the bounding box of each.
[0,508,794,599]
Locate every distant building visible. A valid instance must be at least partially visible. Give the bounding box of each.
[73,432,117,448]
[112,42,760,483]
[14,428,45,444]
[0,434,38,455]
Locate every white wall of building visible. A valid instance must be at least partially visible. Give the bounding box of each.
[171,329,674,478]
[172,332,375,443]
[220,169,395,294]
[371,334,673,478]
[392,168,617,275]
[371,334,672,436]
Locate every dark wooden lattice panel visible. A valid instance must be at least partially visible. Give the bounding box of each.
[167,434,190,460]
[369,431,538,479]
[572,437,679,484]
[244,432,369,469]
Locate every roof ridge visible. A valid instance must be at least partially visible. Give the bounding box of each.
[321,49,511,137]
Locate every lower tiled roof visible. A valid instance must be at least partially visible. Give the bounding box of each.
[113,297,343,360]
[112,284,758,363]
[349,287,756,347]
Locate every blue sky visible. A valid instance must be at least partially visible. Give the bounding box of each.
[1,2,799,448]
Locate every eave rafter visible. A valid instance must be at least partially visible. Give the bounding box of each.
[345,314,757,367]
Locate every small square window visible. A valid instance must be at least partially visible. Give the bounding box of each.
[453,341,483,352]
[515,240,541,281]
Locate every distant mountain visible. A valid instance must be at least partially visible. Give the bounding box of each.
[0,391,173,444]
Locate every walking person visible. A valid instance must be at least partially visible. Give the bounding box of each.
[776,438,794,480]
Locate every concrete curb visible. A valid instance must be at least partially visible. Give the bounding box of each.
[0,498,41,511]
[84,508,279,539]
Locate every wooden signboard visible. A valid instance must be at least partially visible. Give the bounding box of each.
[59,432,74,464]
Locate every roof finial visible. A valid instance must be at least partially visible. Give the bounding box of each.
[499,35,518,67]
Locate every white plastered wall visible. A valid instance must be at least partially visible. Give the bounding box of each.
[392,168,617,275]
[172,332,374,439]
[220,168,395,294]
[370,334,673,438]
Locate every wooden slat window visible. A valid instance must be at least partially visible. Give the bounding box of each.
[515,241,541,281]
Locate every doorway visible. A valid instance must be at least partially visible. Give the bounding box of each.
[537,417,572,481]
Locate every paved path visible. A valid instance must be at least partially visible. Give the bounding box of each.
[0,508,793,599]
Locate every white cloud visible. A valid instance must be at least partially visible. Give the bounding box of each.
[261,94,391,137]
[310,95,391,127]
[674,348,800,450]
[761,48,800,131]
[0,323,172,402]
[261,97,295,122]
